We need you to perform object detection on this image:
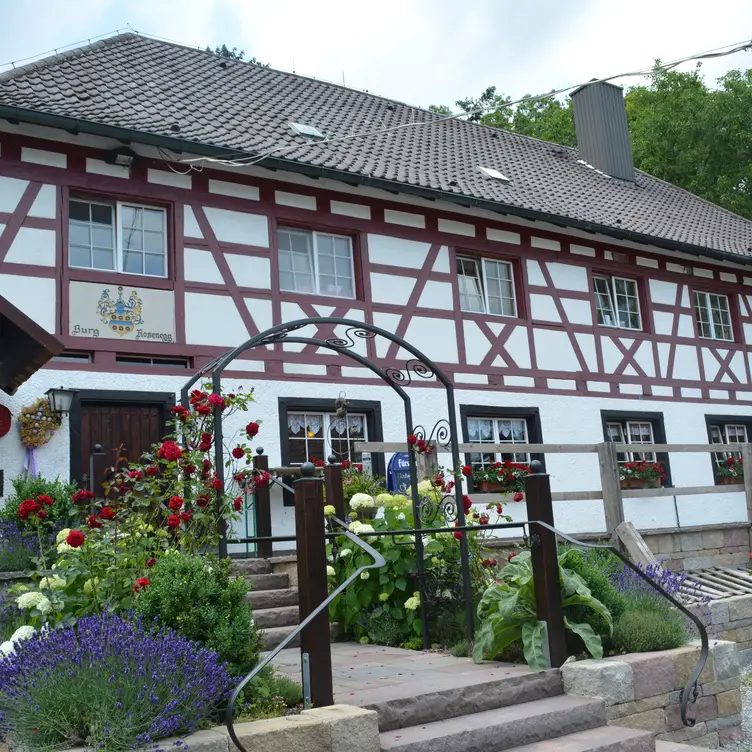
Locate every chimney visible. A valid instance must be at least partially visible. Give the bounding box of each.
[571,80,634,181]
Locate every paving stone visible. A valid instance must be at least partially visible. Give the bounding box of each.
[253,605,299,629]
[248,572,290,591]
[511,725,654,751]
[617,653,676,700]
[610,707,666,733]
[665,696,716,731]
[246,587,299,609]
[656,720,709,743]
[606,694,669,721]
[715,687,742,716]
[561,660,633,706]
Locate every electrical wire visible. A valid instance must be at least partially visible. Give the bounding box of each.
[177,37,752,170]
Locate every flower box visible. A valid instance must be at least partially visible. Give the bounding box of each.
[477,480,507,493]
[620,477,661,490]
[718,475,741,485]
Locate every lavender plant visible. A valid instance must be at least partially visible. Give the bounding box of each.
[0,613,233,752]
[0,520,37,572]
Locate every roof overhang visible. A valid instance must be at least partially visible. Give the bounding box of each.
[0,294,64,395]
[0,104,749,267]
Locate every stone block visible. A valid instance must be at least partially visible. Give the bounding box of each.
[732,625,752,643]
[226,714,330,752]
[610,708,666,734]
[662,558,685,572]
[561,660,634,706]
[606,694,669,720]
[686,731,720,747]
[647,533,677,555]
[739,647,752,671]
[148,730,228,752]
[719,725,744,743]
[706,712,743,731]
[617,653,676,700]
[656,720,708,743]
[302,705,380,752]
[701,529,725,550]
[722,527,749,547]
[700,675,741,696]
[680,532,704,551]
[708,640,739,680]
[716,688,742,716]
[668,645,714,688]
[708,600,729,628]
[683,555,719,570]
[665,695,717,731]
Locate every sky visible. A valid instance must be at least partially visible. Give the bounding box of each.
[1,0,752,110]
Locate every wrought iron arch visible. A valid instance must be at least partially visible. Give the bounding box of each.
[180,318,475,643]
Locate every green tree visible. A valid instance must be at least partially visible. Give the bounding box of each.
[206,44,267,66]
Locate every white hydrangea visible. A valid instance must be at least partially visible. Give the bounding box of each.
[405,592,421,611]
[36,597,52,615]
[324,505,336,517]
[57,542,75,554]
[375,493,392,508]
[38,575,65,590]
[360,571,370,580]
[338,548,353,559]
[55,528,71,545]
[16,591,45,610]
[326,566,335,577]
[349,493,375,510]
[10,625,35,643]
[397,512,406,522]
[390,494,410,509]
[0,641,14,657]
[349,521,375,535]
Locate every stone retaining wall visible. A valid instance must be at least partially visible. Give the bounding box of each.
[0,571,30,596]
[561,640,742,747]
[708,595,752,669]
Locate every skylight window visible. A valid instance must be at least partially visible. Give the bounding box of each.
[477,165,510,183]
[290,122,326,140]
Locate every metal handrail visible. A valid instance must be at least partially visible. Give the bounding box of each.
[225,516,386,752]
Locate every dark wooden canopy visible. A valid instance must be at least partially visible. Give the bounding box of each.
[0,295,64,395]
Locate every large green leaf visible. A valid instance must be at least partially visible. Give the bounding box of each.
[521,621,548,672]
[560,566,593,599]
[565,617,604,660]
[562,592,613,632]
[472,618,522,663]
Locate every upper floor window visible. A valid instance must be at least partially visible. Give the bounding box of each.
[278,228,355,299]
[69,198,167,278]
[457,256,517,317]
[694,291,733,341]
[593,275,641,330]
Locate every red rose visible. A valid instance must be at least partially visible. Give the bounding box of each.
[727,457,736,466]
[233,497,242,511]
[72,489,95,505]
[145,557,157,568]
[463,495,472,514]
[37,494,54,507]
[66,530,85,548]
[158,441,183,462]
[496,504,503,514]
[479,514,489,525]
[315,459,325,467]
[195,403,211,416]
[168,495,183,511]
[166,515,181,530]
[196,494,210,508]
[18,499,41,520]
[198,441,212,452]
[246,421,260,438]
[232,446,245,459]
[211,477,223,491]
[355,463,363,473]
[180,510,193,522]
[99,506,116,521]
[87,515,103,529]
[255,471,270,487]
[134,577,151,592]
[203,459,212,469]
[513,492,524,502]
[341,460,351,469]
[145,466,159,477]
[417,439,427,451]
[170,405,187,415]
[407,435,417,446]
[207,393,225,408]
[189,390,206,404]
[128,471,143,480]
[461,465,472,477]
[507,552,517,562]
[35,510,48,520]
[183,464,196,477]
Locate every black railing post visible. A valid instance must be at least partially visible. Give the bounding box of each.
[525,462,567,667]
[294,461,333,708]
[253,449,272,559]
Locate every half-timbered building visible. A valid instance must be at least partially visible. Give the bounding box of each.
[2,33,752,547]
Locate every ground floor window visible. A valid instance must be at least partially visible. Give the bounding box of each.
[705,416,752,483]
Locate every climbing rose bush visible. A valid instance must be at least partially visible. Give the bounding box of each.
[0,613,233,752]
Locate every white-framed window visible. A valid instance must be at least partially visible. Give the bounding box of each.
[709,422,748,467]
[467,416,529,469]
[68,198,167,278]
[694,291,733,341]
[286,412,367,465]
[278,228,355,299]
[593,275,642,330]
[457,256,517,317]
[606,420,656,462]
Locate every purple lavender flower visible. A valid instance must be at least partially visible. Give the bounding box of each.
[0,520,38,573]
[0,612,233,751]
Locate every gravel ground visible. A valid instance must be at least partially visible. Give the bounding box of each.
[724,674,752,750]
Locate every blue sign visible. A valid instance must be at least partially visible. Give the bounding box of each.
[387,452,413,493]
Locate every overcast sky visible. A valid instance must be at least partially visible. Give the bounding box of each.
[2,0,752,109]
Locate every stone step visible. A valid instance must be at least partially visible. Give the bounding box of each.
[508,725,654,751]
[261,623,340,650]
[655,743,715,751]
[248,572,289,591]
[231,558,273,575]
[246,587,299,610]
[365,669,562,732]
[253,605,300,629]
[379,694,606,752]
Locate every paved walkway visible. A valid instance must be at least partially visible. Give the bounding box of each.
[272,642,531,707]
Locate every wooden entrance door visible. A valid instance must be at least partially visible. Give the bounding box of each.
[73,398,169,497]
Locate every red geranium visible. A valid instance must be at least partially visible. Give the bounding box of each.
[341,460,351,469]
[355,463,363,473]
[87,515,103,529]
[134,577,151,592]
[72,489,95,505]
[232,447,245,459]
[461,465,473,477]
[145,557,157,568]
[233,497,242,511]
[37,494,54,506]
[180,510,193,522]
[99,506,116,521]
[18,499,41,520]
[207,393,225,408]
[168,495,183,511]
[315,459,325,467]
[246,421,260,438]
[158,441,183,462]
[166,515,181,530]
[407,435,417,446]
[66,530,85,548]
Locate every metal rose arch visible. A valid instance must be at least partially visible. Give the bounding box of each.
[179,317,476,643]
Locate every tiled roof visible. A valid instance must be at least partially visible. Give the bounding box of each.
[2,33,752,260]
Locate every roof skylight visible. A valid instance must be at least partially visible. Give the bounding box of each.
[477,165,510,183]
[290,122,326,140]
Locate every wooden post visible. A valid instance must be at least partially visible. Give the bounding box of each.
[417,450,439,480]
[742,443,752,551]
[525,467,567,668]
[598,442,624,546]
[253,450,273,559]
[294,462,333,708]
[324,459,346,520]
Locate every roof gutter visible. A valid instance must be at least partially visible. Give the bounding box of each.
[2,105,748,268]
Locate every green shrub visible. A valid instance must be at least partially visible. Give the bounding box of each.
[1,475,77,527]
[238,665,302,719]
[612,601,687,653]
[449,638,470,657]
[366,608,410,647]
[134,553,261,676]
